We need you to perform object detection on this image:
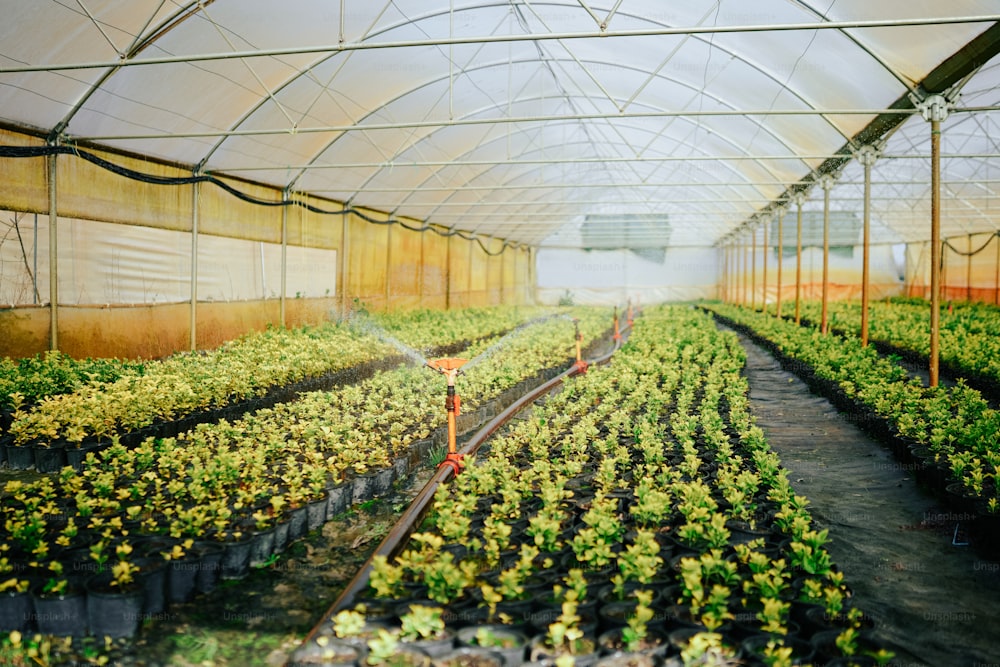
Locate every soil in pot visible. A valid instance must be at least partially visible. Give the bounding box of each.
[455,624,528,667]
[433,646,504,667]
[528,633,600,667]
[596,626,670,657]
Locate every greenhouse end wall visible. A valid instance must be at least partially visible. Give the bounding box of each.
[0,129,532,360]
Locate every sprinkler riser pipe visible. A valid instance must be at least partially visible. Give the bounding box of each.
[446,384,458,454]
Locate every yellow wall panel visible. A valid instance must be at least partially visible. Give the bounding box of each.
[468,241,489,307]
[197,177,281,243]
[0,306,49,359]
[0,129,535,357]
[346,210,389,311]
[503,249,518,293]
[57,149,193,232]
[388,224,423,304]
[285,297,341,326]
[486,239,504,305]
[290,196,342,250]
[448,235,471,308]
[0,131,48,214]
[421,231,449,307]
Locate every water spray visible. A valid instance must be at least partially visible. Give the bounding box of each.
[426,357,468,474]
[573,318,588,373]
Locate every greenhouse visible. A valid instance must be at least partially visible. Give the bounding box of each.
[1,2,1000,666]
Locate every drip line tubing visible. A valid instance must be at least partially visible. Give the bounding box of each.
[0,143,525,256]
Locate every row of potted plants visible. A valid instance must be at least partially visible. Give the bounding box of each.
[0,308,613,645]
[0,306,560,469]
[778,298,1000,398]
[707,303,1000,525]
[0,351,145,422]
[305,306,893,667]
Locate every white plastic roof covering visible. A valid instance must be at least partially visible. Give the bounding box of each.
[2,1,1000,249]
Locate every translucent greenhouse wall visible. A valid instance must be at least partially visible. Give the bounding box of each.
[536,244,907,307]
[906,232,1000,304]
[726,244,906,306]
[535,247,720,305]
[0,129,532,360]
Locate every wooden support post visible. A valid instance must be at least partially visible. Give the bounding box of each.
[856,145,878,348]
[762,216,769,313]
[920,94,950,388]
[820,174,834,334]
[794,193,804,325]
[776,207,784,319]
[740,231,748,306]
[719,243,729,303]
[751,226,758,311]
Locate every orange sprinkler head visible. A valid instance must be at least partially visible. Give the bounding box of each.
[427,357,469,372]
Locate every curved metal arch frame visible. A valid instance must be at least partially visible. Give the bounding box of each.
[48,1,212,142]
[113,2,880,181]
[333,82,842,218]
[388,111,807,223]
[41,0,984,249]
[281,10,868,191]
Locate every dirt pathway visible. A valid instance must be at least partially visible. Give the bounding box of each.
[729,327,1000,667]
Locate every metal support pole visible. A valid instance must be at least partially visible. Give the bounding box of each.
[932,144,942,386]
[732,237,738,305]
[721,240,728,302]
[190,179,200,351]
[794,193,805,324]
[731,239,737,305]
[739,231,747,306]
[280,191,288,328]
[820,174,835,334]
[776,207,785,318]
[722,241,736,303]
[47,153,58,351]
[920,94,951,388]
[340,208,350,320]
[762,216,769,312]
[751,227,758,310]
[855,145,879,347]
[967,232,973,302]
[385,223,393,309]
[995,233,999,305]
